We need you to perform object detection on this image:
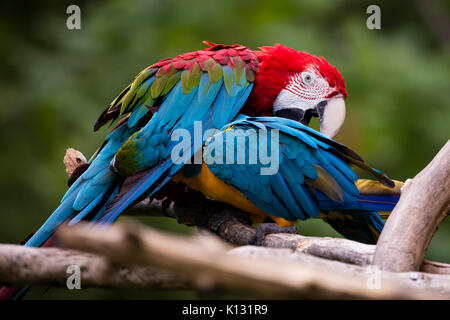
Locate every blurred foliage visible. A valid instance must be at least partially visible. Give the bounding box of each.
[0,0,448,299]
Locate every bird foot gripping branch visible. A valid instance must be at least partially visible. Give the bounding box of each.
[250,223,298,246]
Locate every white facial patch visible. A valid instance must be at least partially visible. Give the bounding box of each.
[273,89,308,112]
[274,69,333,113]
[286,69,330,100]
[273,89,323,113]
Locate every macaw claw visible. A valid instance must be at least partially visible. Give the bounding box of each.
[209,208,252,232]
[250,223,297,246]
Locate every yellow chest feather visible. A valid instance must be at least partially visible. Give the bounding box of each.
[172,163,294,227]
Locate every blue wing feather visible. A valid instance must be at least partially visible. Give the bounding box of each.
[25,60,255,248]
[204,116,395,237]
[68,189,108,226]
[97,73,253,224]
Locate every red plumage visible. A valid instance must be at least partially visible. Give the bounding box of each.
[150,41,260,75]
[243,44,347,116]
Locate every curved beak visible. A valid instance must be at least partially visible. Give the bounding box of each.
[317,97,346,138]
[273,90,346,138]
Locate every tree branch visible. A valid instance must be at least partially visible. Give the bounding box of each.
[127,199,450,275]
[1,224,448,298]
[0,244,188,289]
[55,222,448,299]
[373,140,450,272]
[231,246,450,297]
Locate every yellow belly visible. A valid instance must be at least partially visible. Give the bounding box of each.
[172,163,294,227]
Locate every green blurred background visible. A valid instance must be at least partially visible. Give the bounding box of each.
[0,0,448,299]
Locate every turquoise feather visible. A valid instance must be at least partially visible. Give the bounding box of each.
[203,115,396,243]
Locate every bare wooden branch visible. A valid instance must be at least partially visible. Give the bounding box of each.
[1,239,448,298]
[126,200,450,274]
[55,222,447,299]
[373,140,450,272]
[230,246,450,297]
[0,244,188,289]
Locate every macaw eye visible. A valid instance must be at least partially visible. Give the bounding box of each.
[302,72,314,85]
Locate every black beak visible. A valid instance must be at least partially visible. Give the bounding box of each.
[315,100,327,120]
[274,100,328,126]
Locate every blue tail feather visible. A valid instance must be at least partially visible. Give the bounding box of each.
[315,190,399,212]
[323,210,384,244]
[24,191,78,247]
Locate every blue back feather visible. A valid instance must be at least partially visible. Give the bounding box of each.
[204,116,397,243]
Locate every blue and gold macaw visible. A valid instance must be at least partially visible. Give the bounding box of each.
[174,115,402,245]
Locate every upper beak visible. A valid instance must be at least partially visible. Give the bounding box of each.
[317,97,346,138]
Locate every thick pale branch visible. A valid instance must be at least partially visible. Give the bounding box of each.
[56,222,447,299]
[0,240,448,297]
[128,200,450,274]
[0,244,188,289]
[373,140,450,272]
[231,246,450,297]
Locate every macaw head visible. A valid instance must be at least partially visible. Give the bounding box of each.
[245,44,347,138]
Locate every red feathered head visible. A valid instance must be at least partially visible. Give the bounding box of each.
[244,44,347,138]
